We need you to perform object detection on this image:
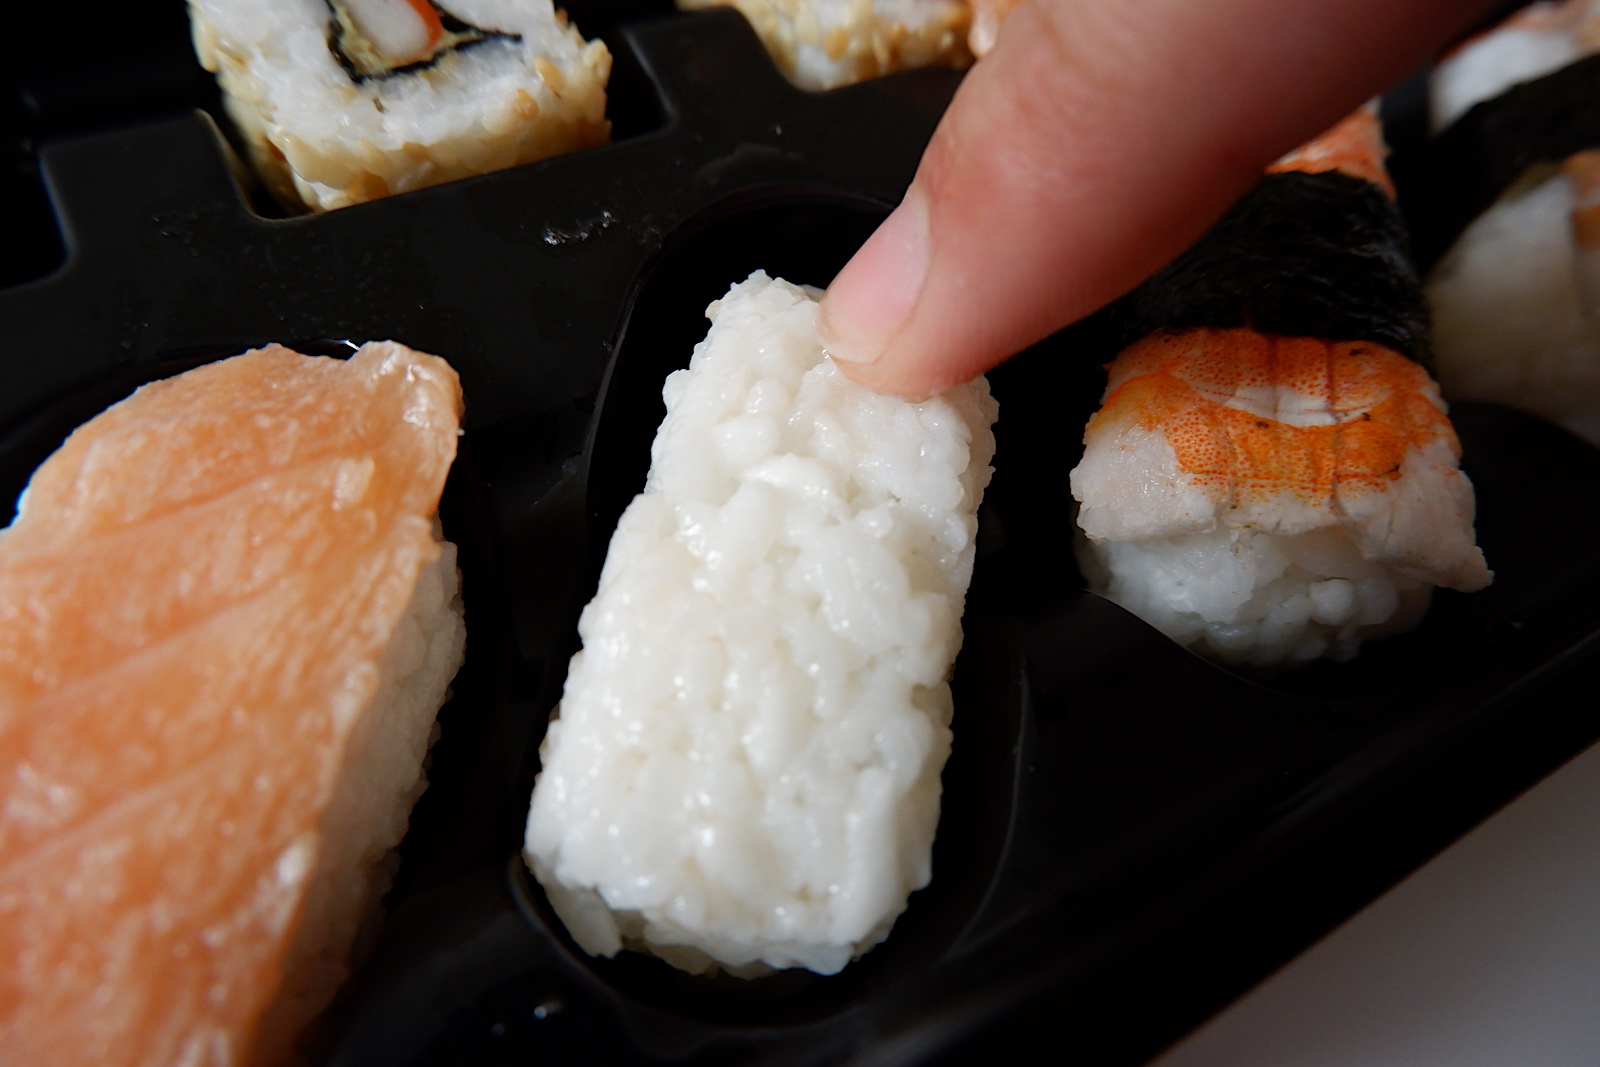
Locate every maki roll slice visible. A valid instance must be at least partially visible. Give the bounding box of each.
[1069,106,1492,669]
[1410,0,1600,444]
[188,0,611,211]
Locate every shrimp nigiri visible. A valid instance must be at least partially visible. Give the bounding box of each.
[1071,106,1491,668]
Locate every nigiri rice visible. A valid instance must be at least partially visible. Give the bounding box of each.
[524,272,997,975]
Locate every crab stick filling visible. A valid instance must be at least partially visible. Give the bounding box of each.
[339,0,446,68]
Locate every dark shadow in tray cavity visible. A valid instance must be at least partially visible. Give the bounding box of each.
[0,143,66,290]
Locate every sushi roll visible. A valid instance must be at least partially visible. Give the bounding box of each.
[188,0,611,211]
[678,0,972,90]
[0,343,465,1064]
[525,272,997,975]
[1418,0,1600,444]
[1070,107,1492,669]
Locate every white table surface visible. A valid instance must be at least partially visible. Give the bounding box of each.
[1150,738,1600,1067]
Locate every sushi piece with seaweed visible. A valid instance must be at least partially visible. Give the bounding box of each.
[1069,106,1491,669]
[188,0,611,211]
[1411,0,1600,444]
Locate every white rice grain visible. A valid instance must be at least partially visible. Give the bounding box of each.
[1079,527,1431,668]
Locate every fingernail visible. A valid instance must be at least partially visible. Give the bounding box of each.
[820,187,929,364]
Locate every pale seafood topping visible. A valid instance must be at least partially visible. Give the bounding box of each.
[342,0,443,65]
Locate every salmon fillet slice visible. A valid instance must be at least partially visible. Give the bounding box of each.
[0,341,466,1066]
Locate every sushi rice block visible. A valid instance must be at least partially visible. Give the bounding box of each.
[679,0,972,90]
[188,0,611,211]
[525,272,997,975]
[0,343,465,1065]
[1426,0,1600,445]
[1071,107,1491,668]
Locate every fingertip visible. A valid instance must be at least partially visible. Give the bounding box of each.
[828,347,935,397]
[830,321,1001,398]
[819,190,930,368]
[830,352,974,399]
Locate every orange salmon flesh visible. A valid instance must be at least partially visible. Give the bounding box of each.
[0,342,463,1065]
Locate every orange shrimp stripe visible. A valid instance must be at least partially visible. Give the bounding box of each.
[1267,105,1396,198]
[1089,328,1460,507]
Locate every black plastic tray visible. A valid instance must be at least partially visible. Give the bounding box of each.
[6,6,1600,1066]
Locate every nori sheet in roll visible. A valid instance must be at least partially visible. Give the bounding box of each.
[1393,52,1600,271]
[1100,169,1431,365]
